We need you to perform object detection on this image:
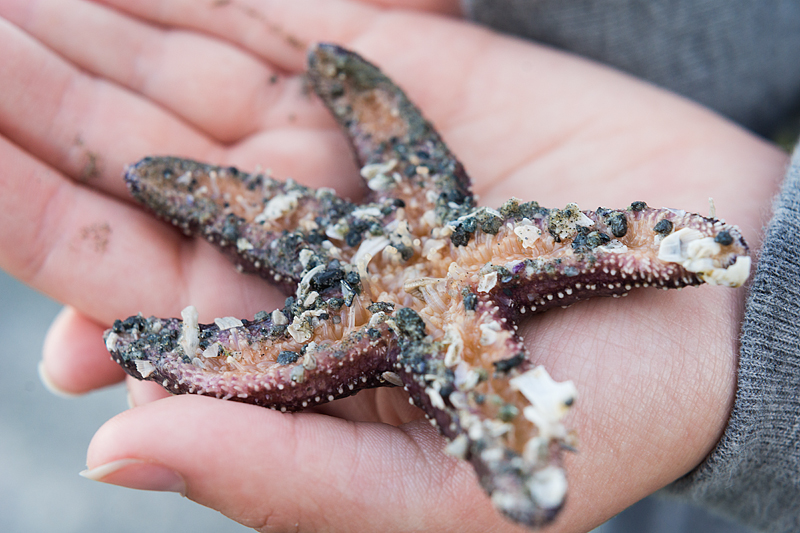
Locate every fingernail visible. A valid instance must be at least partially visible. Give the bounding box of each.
[80,459,186,495]
[38,361,80,398]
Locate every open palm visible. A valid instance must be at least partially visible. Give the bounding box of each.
[0,1,786,531]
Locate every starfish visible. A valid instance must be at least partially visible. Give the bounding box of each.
[105,44,751,528]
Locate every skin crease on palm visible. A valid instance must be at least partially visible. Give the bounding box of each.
[0,0,788,531]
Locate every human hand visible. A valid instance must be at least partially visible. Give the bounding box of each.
[0,0,787,531]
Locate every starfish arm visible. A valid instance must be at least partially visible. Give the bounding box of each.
[391,306,574,527]
[125,156,415,293]
[308,44,475,228]
[455,201,750,315]
[105,302,399,411]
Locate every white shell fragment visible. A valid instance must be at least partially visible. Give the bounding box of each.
[214,316,243,330]
[514,222,542,249]
[134,359,156,378]
[479,320,503,346]
[179,305,200,357]
[381,371,404,387]
[256,190,302,222]
[288,316,313,343]
[236,237,254,251]
[597,240,628,254]
[478,271,498,293]
[361,159,399,191]
[511,366,577,463]
[706,255,751,287]
[528,466,568,510]
[510,366,576,424]
[202,342,221,359]
[271,309,289,326]
[657,227,751,287]
[444,433,470,459]
[443,325,464,367]
[352,236,391,269]
[105,331,119,352]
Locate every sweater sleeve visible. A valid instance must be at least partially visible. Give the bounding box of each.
[461,0,800,137]
[663,146,800,532]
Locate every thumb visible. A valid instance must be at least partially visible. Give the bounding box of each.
[81,395,508,532]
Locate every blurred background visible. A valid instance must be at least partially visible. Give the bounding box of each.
[0,269,249,533]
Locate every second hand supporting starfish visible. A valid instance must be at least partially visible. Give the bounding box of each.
[105,44,750,528]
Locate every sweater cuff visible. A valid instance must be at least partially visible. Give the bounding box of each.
[664,144,800,532]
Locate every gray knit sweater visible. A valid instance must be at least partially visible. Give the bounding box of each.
[463,1,800,531]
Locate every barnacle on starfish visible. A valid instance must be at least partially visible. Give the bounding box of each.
[105,44,750,527]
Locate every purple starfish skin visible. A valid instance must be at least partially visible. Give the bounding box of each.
[105,44,751,527]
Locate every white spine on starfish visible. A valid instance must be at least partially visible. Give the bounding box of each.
[179,305,200,357]
[388,219,416,250]
[657,227,751,287]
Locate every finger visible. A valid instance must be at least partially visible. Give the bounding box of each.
[96,0,475,119]
[365,0,463,14]
[95,0,382,72]
[83,395,510,533]
[0,7,365,201]
[84,0,711,204]
[127,376,172,407]
[0,14,217,199]
[308,386,425,425]
[2,0,329,143]
[108,0,788,221]
[0,134,282,323]
[39,306,179,398]
[41,306,126,394]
